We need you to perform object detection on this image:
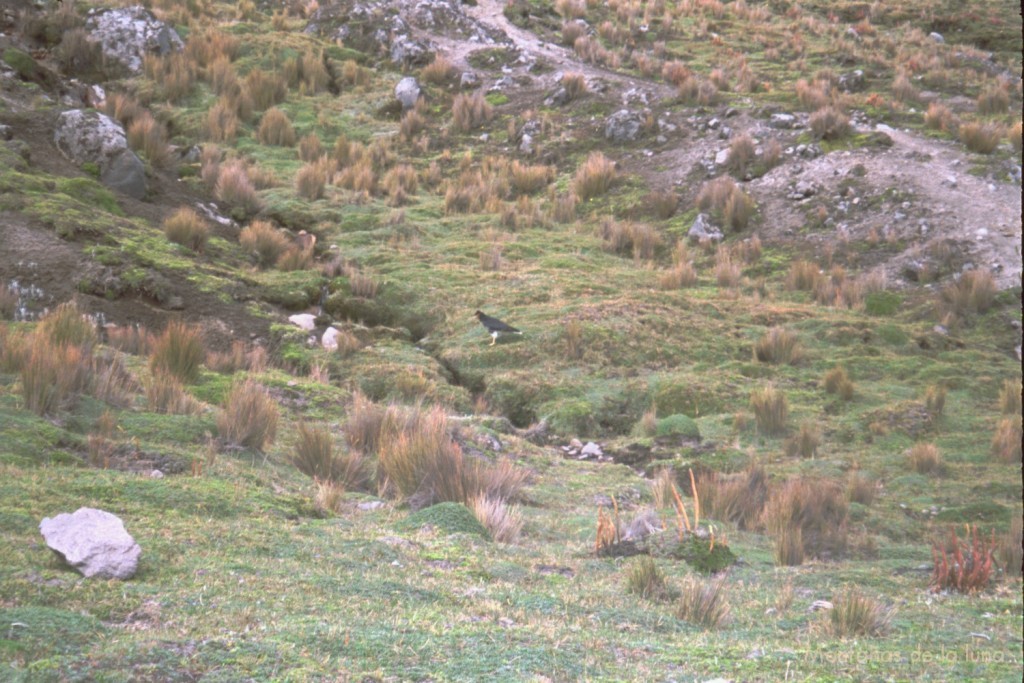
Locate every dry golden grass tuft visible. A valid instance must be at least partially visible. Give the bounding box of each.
[295,157,335,201]
[338,59,372,88]
[275,245,315,272]
[959,121,1003,154]
[809,105,851,140]
[143,52,195,102]
[560,20,587,46]
[940,268,996,315]
[37,301,96,349]
[107,324,155,356]
[561,71,587,100]
[924,384,947,420]
[126,111,173,169]
[216,379,279,452]
[103,92,145,129]
[20,334,91,416]
[696,176,754,231]
[420,53,456,85]
[786,259,822,291]
[382,164,419,206]
[764,477,847,565]
[907,442,942,474]
[703,462,768,531]
[1010,121,1023,154]
[726,133,756,178]
[753,327,801,365]
[510,161,555,195]
[998,379,1022,416]
[823,588,893,637]
[244,68,287,110]
[0,325,29,372]
[257,107,296,147]
[823,366,855,401]
[149,320,205,384]
[678,75,718,105]
[145,370,203,415]
[675,576,730,629]
[991,416,1022,463]
[750,383,787,436]
[297,133,323,162]
[185,27,239,67]
[399,108,426,142]
[550,192,579,223]
[890,71,919,103]
[658,261,698,289]
[207,56,239,96]
[846,470,876,506]
[564,320,584,360]
[661,60,691,86]
[240,220,291,268]
[783,423,820,459]
[572,151,616,200]
[470,495,524,544]
[452,91,494,132]
[291,422,374,491]
[998,513,1023,578]
[976,84,1009,115]
[924,102,958,132]
[795,78,830,111]
[215,161,263,216]
[284,51,330,95]
[714,246,741,288]
[162,207,209,253]
[205,98,239,142]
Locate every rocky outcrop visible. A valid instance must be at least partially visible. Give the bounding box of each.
[688,213,723,242]
[84,6,184,74]
[54,109,146,199]
[605,110,645,142]
[39,507,141,579]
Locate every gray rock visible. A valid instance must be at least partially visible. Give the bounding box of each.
[605,109,644,142]
[101,149,147,199]
[769,113,797,129]
[389,35,431,67]
[546,86,570,107]
[787,181,817,200]
[581,441,603,457]
[0,124,12,140]
[929,32,944,44]
[84,6,183,74]
[394,76,421,110]
[55,109,146,198]
[459,71,480,89]
[714,148,730,166]
[39,507,141,579]
[688,213,723,242]
[838,69,865,93]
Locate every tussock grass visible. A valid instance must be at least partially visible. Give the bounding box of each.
[924,102,957,132]
[295,158,335,201]
[750,384,787,436]
[107,324,155,356]
[452,91,493,132]
[998,379,1021,415]
[126,112,173,169]
[216,379,279,452]
[420,54,455,85]
[703,462,768,531]
[784,423,820,459]
[823,588,893,637]
[20,335,90,416]
[714,247,741,287]
[240,220,291,268]
[145,370,203,415]
[931,525,997,593]
[215,161,263,216]
[561,72,587,100]
[941,268,996,316]
[764,477,848,565]
[823,366,854,400]
[846,471,876,506]
[291,422,373,490]
[0,283,16,320]
[257,108,296,147]
[976,85,1009,115]
[162,207,209,253]
[625,557,671,601]
[991,416,1022,463]
[696,176,753,232]
[726,133,756,178]
[149,320,205,384]
[470,495,523,543]
[38,302,96,349]
[923,384,946,419]
[786,259,822,291]
[572,151,616,201]
[959,121,1003,154]
[998,513,1023,578]
[675,576,730,628]
[753,327,801,365]
[908,442,942,474]
[809,106,851,140]
[244,68,287,110]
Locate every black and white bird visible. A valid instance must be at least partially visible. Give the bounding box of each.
[474,310,522,346]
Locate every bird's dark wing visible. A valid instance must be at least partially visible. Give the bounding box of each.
[477,312,519,333]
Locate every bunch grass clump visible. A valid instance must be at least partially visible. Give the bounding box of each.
[908,442,943,474]
[783,423,820,459]
[257,107,296,147]
[822,366,854,400]
[991,416,1022,463]
[149,320,205,384]
[824,587,893,637]
[998,379,1021,415]
[469,495,523,544]
[753,327,801,364]
[625,557,672,601]
[675,576,730,629]
[38,301,96,349]
[452,91,493,132]
[162,207,209,252]
[750,384,788,436]
[941,268,996,316]
[696,176,754,231]
[764,477,848,565]
[216,379,279,452]
[702,462,768,531]
[572,151,616,201]
[240,220,291,267]
[959,121,1003,154]
[931,525,996,593]
[215,161,263,217]
[20,335,90,416]
[145,370,203,415]
[291,422,373,491]
[809,106,851,140]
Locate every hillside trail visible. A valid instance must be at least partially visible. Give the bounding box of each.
[438,2,1021,291]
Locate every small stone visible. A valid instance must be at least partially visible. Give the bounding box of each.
[289,314,317,331]
[714,148,729,166]
[809,600,834,612]
[769,113,797,129]
[394,76,421,110]
[150,469,164,479]
[581,442,603,457]
[358,501,385,511]
[929,32,944,44]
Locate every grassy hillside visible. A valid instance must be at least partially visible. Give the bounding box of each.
[0,0,1021,680]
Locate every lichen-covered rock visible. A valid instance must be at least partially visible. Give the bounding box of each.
[39,508,141,579]
[84,6,183,74]
[688,213,723,243]
[394,76,421,110]
[54,110,146,199]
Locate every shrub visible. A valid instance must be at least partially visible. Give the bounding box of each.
[846,471,876,506]
[215,161,263,217]
[470,495,523,543]
[998,379,1021,415]
[257,108,296,146]
[145,370,202,415]
[126,112,173,169]
[764,477,848,565]
[784,423,820,459]
[297,133,323,162]
[675,576,730,628]
[149,320,205,384]
[244,68,287,110]
[291,422,373,490]
[908,442,942,475]
[959,121,1002,154]
[931,525,996,593]
[750,384,787,436]
[976,85,1009,115]
[561,71,587,100]
[420,54,455,85]
[572,151,616,200]
[753,327,801,364]
[452,91,493,132]
[809,106,851,140]
[38,301,96,349]
[658,262,698,289]
[824,588,893,637]
[216,379,279,452]
[626,557,671,601]
[20,337,90,415]
[703,462,768,531]
[991,416,1023,463]
[162,207,209,252]
[823,366,853,399]
[890,72,918,103]
[240,220,291,267]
